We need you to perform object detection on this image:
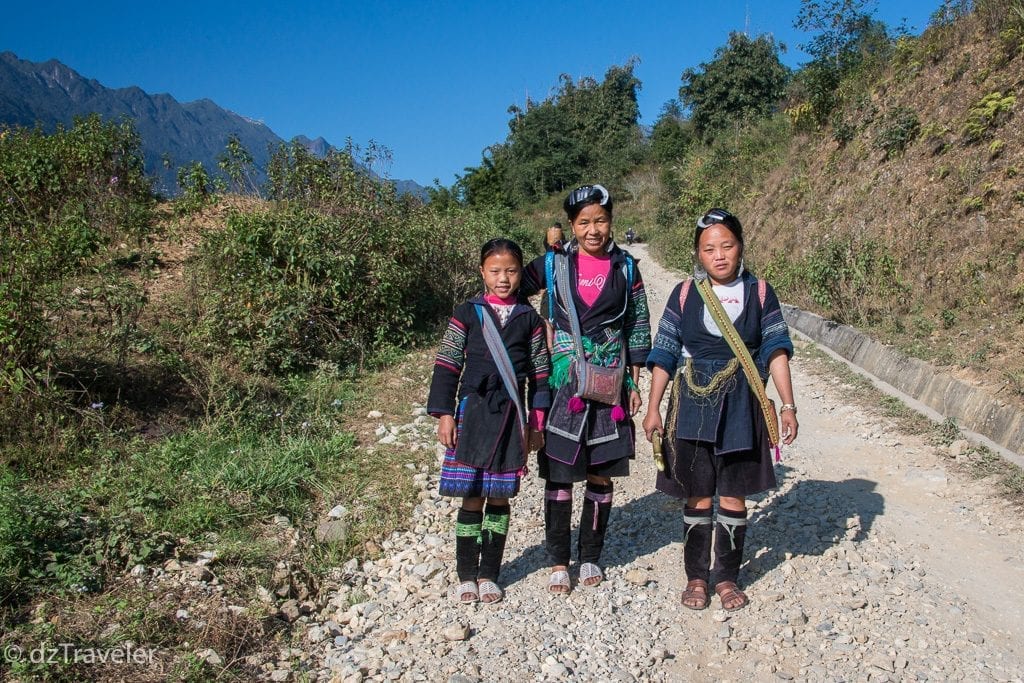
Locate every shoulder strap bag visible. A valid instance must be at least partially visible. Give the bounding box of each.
[693,278,781,455]
[552,252,627,406]
[474,305,527,452]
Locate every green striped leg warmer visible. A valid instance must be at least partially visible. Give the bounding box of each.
[455,508,483,582]
[478,504,511,582]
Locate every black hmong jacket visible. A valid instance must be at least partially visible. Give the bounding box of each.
[427,295,551,472]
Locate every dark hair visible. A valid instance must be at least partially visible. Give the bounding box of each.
[551,221,563,230]
[479,237,524,267]
[693,208,743,251]
[563,184,614,222]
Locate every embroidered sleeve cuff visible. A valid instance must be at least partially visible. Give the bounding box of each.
[758,337,794,366]
[645,348,678,377]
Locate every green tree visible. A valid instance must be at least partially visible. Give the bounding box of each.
[679,33,789,142]
[649,100,694,162]
[457,148,513,209]
[217,133,260,196]
[795,0,876,67]
[457,60,644,207]
[505,99,581,201]
[792,0,893,124]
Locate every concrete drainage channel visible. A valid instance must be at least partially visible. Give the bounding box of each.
[782,304,1024,469]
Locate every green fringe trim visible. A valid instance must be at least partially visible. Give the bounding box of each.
[482,512,510,537]
[550,341,637,393]
[550,351,572,389]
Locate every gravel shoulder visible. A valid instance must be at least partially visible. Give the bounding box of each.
[299,244,1024,682]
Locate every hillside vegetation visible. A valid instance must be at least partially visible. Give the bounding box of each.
[645,2,1024,407]
[0,118,535,676]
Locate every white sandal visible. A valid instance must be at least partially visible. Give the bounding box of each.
[579,562,603,587]
[454,580,479,603]
[477,580,503,603]
[548,569,571,594]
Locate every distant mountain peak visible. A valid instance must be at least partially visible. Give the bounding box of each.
[0,52,426,199]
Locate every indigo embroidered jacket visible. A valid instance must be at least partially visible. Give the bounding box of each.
[646,271,793,455]
[520,243,652,464]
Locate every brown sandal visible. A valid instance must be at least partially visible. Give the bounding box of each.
[714,581,749,612]
[681,579,709,610]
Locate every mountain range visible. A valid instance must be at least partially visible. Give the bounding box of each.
[0,51,426,199]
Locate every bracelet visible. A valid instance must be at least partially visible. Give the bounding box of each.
[779,404,797,413]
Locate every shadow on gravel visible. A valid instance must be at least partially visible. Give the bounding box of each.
[742,468,885,586]
[501,490,685,588]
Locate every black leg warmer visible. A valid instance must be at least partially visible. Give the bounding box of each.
[455,508,483,582]
[478,503,511,581]
[683,507,714,583]
[544,482,573,567]
[578,482,613,565]
[711,507,748,586]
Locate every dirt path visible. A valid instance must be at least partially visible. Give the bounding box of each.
[302,244,1024,682]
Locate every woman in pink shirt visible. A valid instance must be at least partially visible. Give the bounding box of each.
[520,184,652,594]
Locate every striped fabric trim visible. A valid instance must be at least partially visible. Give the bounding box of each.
[544,488,572,502]
[625,277,652,364]
[585,490,613,529]
[529,323,551,385]
[455,522,482,538]
[434,316,467,374]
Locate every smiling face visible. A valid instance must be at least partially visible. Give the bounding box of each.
[697,224,743,285]
[571,203,613,256]
[480,250,522,298]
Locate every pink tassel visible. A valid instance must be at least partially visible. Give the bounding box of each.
[774,445,782,463]
[568,396,586,413]
[611,405,627,422]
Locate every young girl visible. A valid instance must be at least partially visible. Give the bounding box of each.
[643,208,797,612]
[428,238,550,604]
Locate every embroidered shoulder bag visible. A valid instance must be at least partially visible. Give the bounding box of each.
[550,252,631,406]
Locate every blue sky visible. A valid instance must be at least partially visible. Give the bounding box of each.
[2,1,941,187]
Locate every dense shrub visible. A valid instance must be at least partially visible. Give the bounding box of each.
[875,106,921,158]
[189,147,515,373]
[762,237,906,325]
[961,92,1016,143]
[0,115,154,388]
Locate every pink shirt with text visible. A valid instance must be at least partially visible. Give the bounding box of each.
[576,251,611,307]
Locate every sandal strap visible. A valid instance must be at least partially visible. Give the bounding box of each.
[682,579,710,609]
[477,580,503,602]
[714,581,749,609]
[548,570,571,590]
[455,581,479,603]
[579,562,603,581]
[549,570,570,585]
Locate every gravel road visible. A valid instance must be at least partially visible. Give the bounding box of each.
[290,244,1024,682]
